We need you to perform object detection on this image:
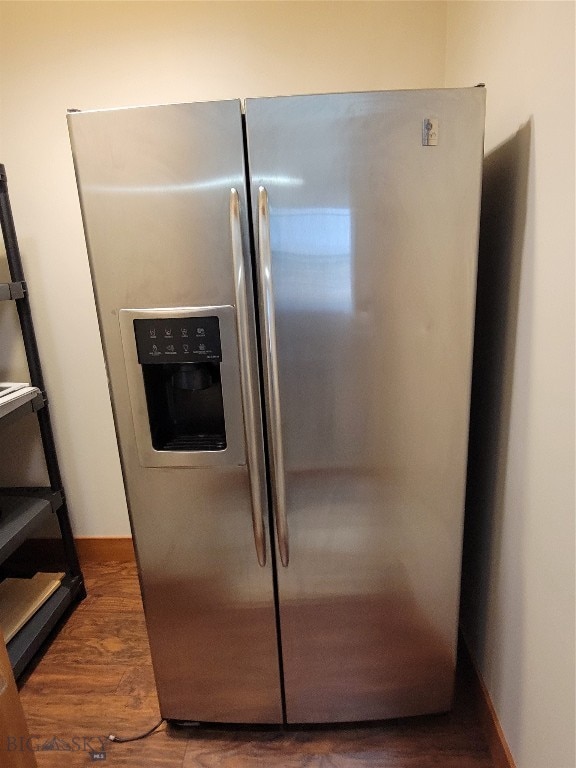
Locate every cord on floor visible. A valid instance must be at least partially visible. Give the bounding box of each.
[108,718,165,743]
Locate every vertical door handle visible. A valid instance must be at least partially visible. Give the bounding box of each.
[258,186,289,567]
[230,188,267,567]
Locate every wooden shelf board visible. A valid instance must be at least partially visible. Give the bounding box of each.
[0,572,65,643]
[7,583,73,678]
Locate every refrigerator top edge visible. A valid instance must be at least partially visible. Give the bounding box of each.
[66,97,243,116]
[244,85,485,105]
[66,85,485,116]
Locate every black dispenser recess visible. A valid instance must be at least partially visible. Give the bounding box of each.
[133,316,227,452]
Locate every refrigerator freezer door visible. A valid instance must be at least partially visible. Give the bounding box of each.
[246,89,485,723]
[68,101,282,723]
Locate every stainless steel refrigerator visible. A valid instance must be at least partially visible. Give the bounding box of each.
[67,88,485,725]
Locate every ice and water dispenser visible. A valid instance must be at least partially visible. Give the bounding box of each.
[119,306,245,468]
[133,315,226,452]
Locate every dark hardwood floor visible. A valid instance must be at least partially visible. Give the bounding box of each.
[18,562,494,767]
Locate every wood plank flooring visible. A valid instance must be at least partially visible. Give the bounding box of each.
[17,562,495,767]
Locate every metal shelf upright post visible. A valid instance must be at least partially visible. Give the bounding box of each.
[0,163,85,678]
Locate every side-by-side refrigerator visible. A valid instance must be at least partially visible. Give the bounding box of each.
[68,88,485,725]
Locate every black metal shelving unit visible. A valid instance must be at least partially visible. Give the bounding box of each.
[0,163,85,679]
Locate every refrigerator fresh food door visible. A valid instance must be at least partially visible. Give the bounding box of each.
[68,101,282,723]
[246,89,485,723]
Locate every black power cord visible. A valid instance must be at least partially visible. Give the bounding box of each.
[108,718,165,743]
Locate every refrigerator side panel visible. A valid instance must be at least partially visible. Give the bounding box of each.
[68,101,282,723]
[246,89,485,723]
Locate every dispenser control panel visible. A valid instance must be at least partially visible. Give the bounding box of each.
[133,316,222,364]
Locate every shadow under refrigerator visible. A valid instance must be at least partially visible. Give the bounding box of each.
[68,88,485,725]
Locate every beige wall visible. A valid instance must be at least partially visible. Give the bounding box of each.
[445,3,575,768]
[0,1,446,535]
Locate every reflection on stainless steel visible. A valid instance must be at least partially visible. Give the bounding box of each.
[270,207,352,313]
[230,188,267,566]
[258,186,289,568]
[84,174,304,195]
[68,88,485,725]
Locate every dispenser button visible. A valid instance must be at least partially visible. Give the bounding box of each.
[134,316,222,364]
